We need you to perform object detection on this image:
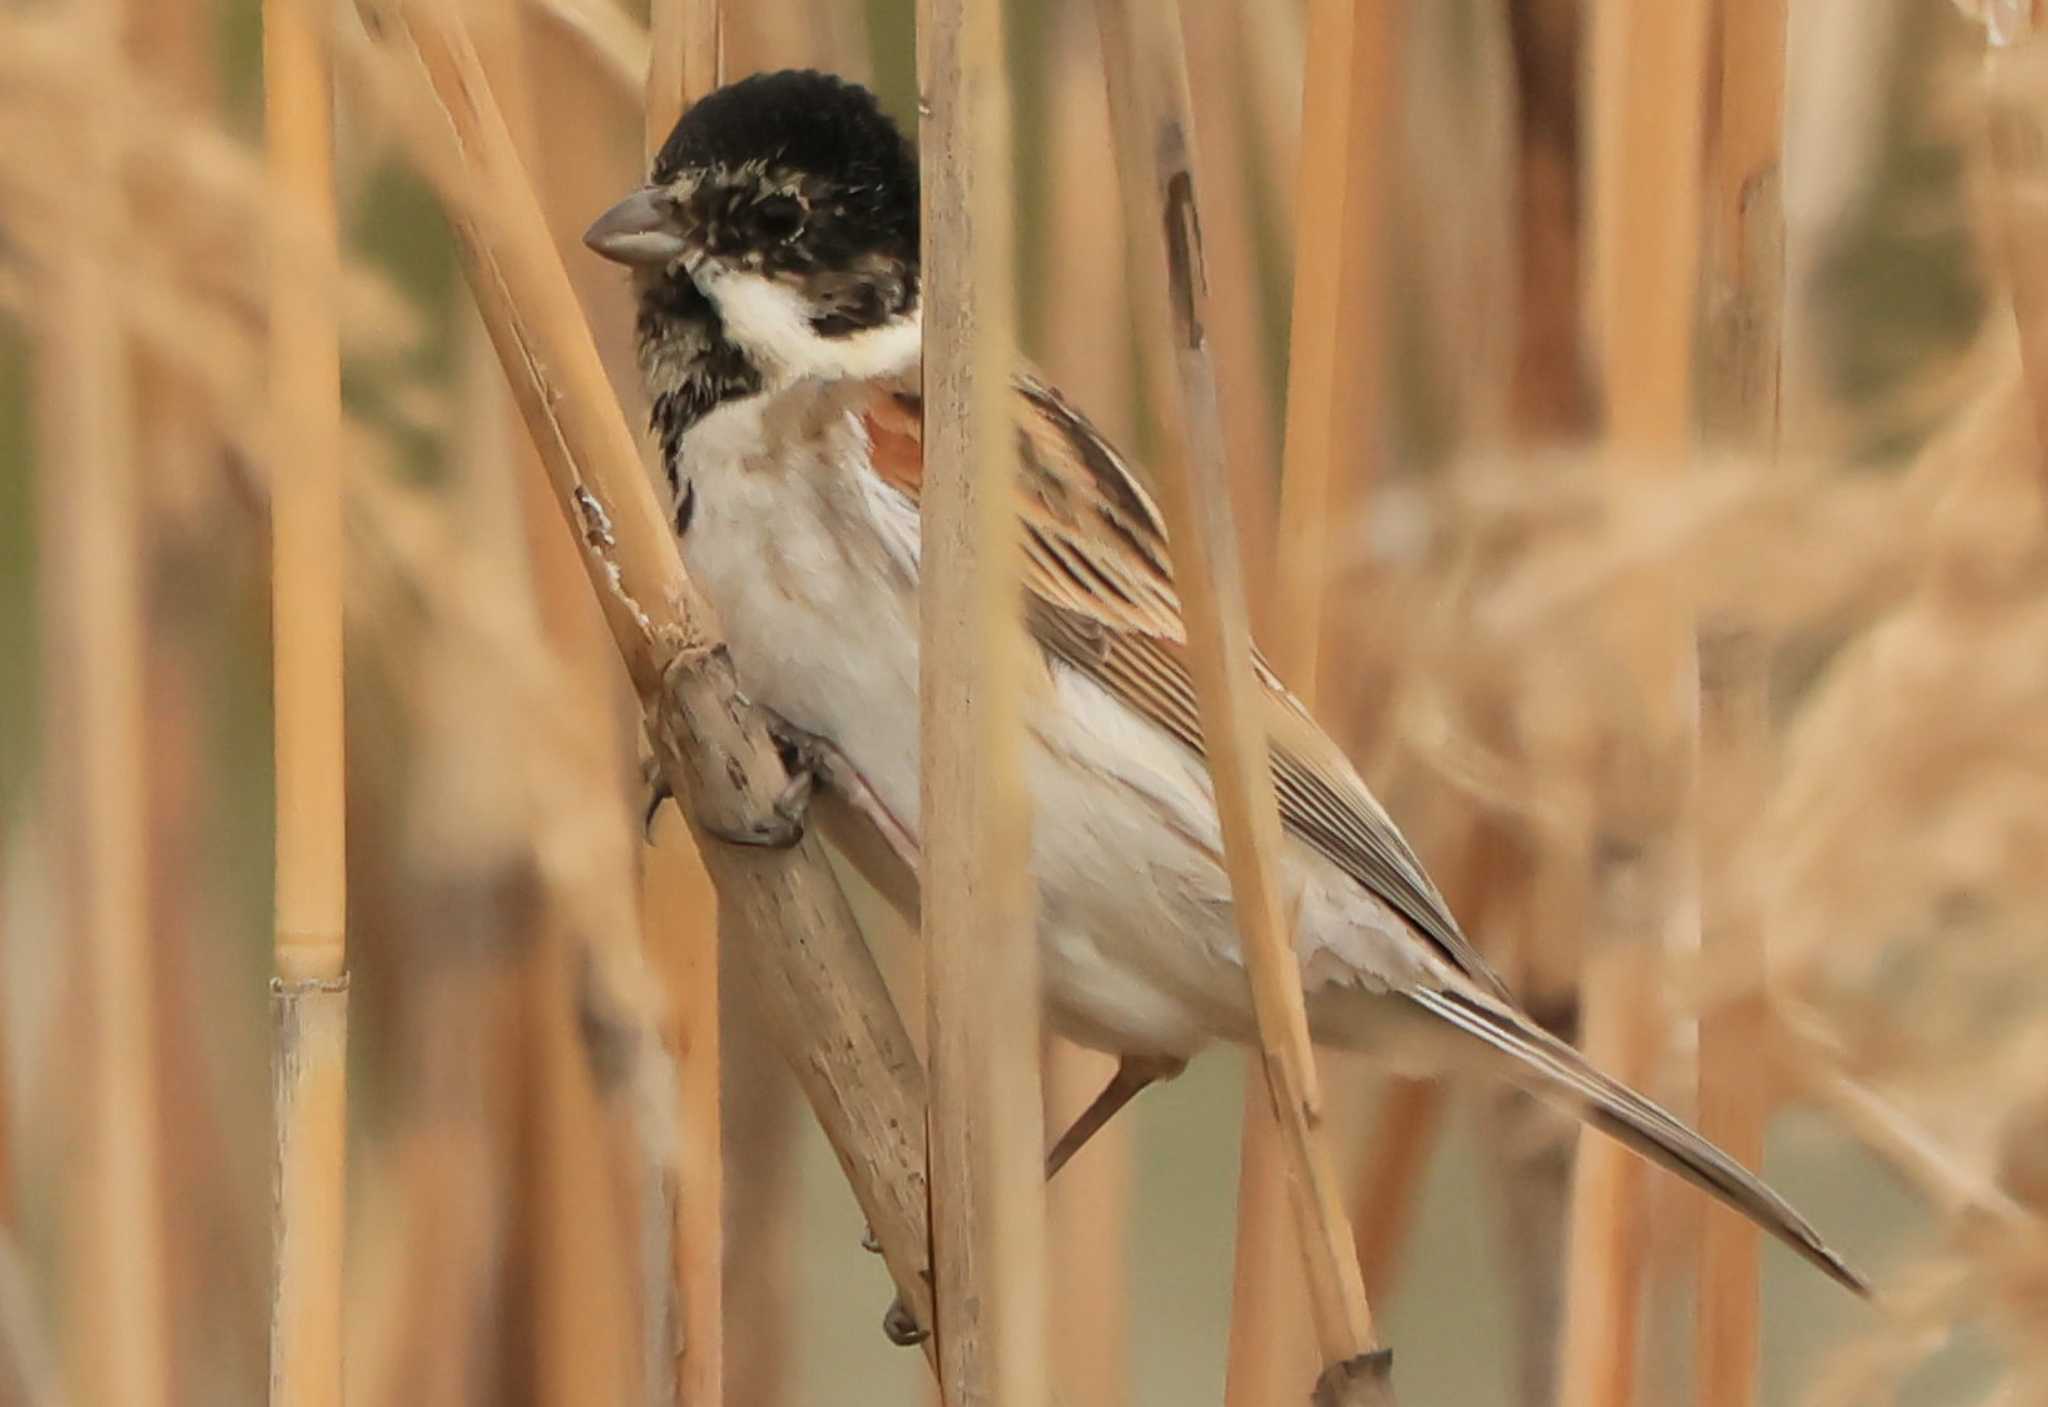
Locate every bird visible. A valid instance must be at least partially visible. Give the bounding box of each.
[585,67,1867,1299]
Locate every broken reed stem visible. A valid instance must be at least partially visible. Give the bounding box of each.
[350,0,942,1373]
[1092,0,1388,1398]
[917,3,1048,1402]
[1558,2,1710,1405]
[1696,3,1789,1404]
[1231,3,1398,1400]
[265,2,349,1404]
[1976,1,2048,487]
[43,3,171,1403]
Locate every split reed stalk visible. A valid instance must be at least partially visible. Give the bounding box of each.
[43,7,171,1406]
[348,0,943,1378]
[1092,2,1389,1401]
[641,9,726,1404]
[917,3,1048,1402]
[265,0,349,1403]
[1696,2,1790,1404]
[1228,2,1398,1400]
[1558,2,1710,1405]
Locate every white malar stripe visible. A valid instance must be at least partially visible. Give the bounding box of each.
[695,264,922,387]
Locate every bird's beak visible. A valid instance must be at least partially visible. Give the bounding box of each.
[583,187,690,268]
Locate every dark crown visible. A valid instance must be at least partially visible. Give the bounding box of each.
[651,71,918,252]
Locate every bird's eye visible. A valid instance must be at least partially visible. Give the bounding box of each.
[753,194,804,241]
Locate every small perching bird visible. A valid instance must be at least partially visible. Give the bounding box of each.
[587,68,1866,1298]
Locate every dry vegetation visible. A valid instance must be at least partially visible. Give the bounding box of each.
[3,1,2047,1405]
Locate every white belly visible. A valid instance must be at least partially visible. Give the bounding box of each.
[675,388,1428,1061]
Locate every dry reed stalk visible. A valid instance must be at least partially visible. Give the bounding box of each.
[1506,0,1596,440]
[1043,1041,1130,1407]
[38,6,172,1407]
[640,9,726,1404]
[1092,2,1389,1401]
[348,0,942,1373]
[1228,4,1399,1401]
[1558,2,1711,1405]
[1347,1082,1443,1295]
[529,0,648,95]
[1695,2,1790,1403]
[917,3,1048,1402]
[646,0,718,159]
[1039,34,1136,1403]
[264,1,350,1403]
[1975,1,2048,481]
[460,11,659,1405]
[1179,3,1281,611]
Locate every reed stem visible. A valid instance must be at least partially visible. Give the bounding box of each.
[43,5,171,1403]
[1697,2,1790,1403]
[265,0,349,1402]
[349,0,943,1376]
[917,3,1048,1402]
[1093,1,1390,1399]
[1559,2,1710,1404]
[1230,3,1398,1400]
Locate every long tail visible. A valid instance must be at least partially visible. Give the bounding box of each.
[1406,985,1868,1297]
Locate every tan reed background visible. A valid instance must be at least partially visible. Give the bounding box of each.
[1,1,2044,1405]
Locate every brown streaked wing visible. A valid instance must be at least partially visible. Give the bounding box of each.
[857,374,1508,997]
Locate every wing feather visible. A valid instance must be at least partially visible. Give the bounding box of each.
[858,373,1507,997]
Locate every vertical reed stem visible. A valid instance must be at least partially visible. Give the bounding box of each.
[1230,3,1398,1400]
[1094,2,1391,1400]
[1977,0,2048,485]
[1041,30,1137,1397]
[44,5,170,1404]
[265,0,349,1402]
[643,10,725,1404]
[918,3,1047,1402]
[1696,3,1788,1404]
[1559,2,1709,1405]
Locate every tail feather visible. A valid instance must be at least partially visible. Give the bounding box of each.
[1406,986,1869,1298]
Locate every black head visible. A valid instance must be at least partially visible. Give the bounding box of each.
[650,70,919,284]
[587,71,921,357]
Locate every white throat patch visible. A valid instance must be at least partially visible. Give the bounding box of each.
[692,263,921,387]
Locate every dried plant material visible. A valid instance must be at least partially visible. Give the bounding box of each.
[1558,3,1711,1406]
[40,9,172,1407]
[344,0,944,1376]
[1092,1,1389,1401]
[528,0,649,94]
[1696,4,1791,1404]
[1233,2,1400,1401]
[264,3,349,1406]
[918,2,1049,1400]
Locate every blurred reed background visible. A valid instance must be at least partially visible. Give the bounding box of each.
[2,0,2046,1405]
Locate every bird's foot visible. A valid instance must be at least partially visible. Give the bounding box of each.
[640,754,675,840]
[699,765,815,850]
[882,1296,928,1347]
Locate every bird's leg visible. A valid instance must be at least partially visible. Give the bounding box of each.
[768,713,922,873]
[1045,1054,1185,1181]
[640,753,674,839]
[687,710,835,850]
